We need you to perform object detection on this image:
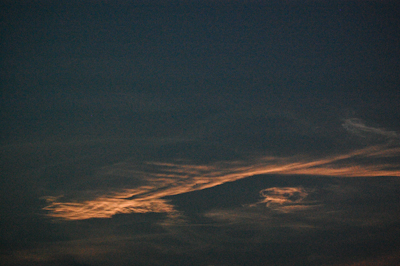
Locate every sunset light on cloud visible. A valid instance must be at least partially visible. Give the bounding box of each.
[3,1,400,264]
[44,143,400,220]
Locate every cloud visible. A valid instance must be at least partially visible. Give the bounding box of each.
[342,118,398,139]
[258,187,308,206]
[202,186,318,230]
[249,187,313,213]
[43,143,400,220]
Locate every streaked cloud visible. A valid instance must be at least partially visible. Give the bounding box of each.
[44,142,400,220]
[42,114,400,221]
[342,118,398,139]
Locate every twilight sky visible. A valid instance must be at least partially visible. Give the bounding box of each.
[1,1,400,265]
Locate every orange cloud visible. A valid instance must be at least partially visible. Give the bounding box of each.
[44,144,400,220]
[258,187,309,206]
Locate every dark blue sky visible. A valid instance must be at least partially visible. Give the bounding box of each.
[1,1,400,265]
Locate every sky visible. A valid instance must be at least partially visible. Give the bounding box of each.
[1,0,400,265]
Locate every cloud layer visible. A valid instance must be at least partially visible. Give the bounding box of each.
[44,142,400,220]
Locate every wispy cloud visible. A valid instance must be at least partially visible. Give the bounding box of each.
[342,118,398,139]
[44,143,400,220]
[248,187,313,213]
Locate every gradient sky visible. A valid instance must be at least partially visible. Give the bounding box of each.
[1,1,400,265]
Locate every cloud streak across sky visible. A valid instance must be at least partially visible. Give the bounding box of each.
[342,118,399,139]
[44,142,400,220]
